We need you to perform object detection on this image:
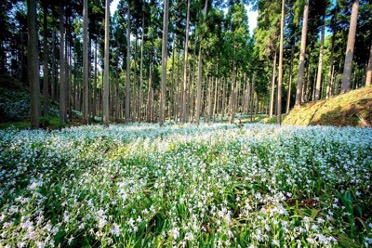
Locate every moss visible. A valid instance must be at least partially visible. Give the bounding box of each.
[283,86,372,127]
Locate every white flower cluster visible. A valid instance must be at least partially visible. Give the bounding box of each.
[0,123,371,247]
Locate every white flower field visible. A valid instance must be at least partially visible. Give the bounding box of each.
[0,123,371,247]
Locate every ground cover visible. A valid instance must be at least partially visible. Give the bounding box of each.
[283,87,372,127]
[0,123,371,247]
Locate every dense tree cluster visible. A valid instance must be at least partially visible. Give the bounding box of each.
[0,0,371,128]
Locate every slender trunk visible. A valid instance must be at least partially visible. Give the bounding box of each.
[312,68,317,101]
[277,0,285,125]
[303,50,312,102]
[188,38,197,122]
[133,37,138,121]
[125,4,131,122]
[213,77,218,121]
[93,42,98,118]
[341,0,359,93]
[103,0,110,125]
[171,40,176,120]
[295,0,309,105]
[116,72,120,119]
[83,0,89,123]
[160,0,169,125]
[315,13,325,101]
[286,44,294,113]
[42,3,49,117]
[195,45,203,125]
[195,0,208,125]
[269,51,277,117]
[366,41,372,86]
[222,78,226,118]
[28,0,40,128]
[65,19,70,117]
[51,28,56,101]
[250,73,255,122]
[177,46,182,120]
[59,1,66,122]
[181,0,191,123]
[147,57,153,122]
[229,62,237,124]
[326,7,337,99]
[139,15,145,121]
[208,76,214,123]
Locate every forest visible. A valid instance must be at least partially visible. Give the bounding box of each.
[0,0,372,247]
[0,0,371,127]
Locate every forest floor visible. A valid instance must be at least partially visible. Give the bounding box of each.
[0,123,371,247]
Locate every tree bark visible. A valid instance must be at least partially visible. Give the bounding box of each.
[147,57,153,122]
[138,15,145,121]
[160,0,169,125]
[277,0,285,125]
[59,1,67,122]
[42,2,49,117]
[229,62,237,124]
[221,77,226,118]
[315,12,325,101]
[195,0,208,125]
[103,0,110,125]
[83,0,90,124]
[28,0,40,128]
[181,0,191,123]
[326,6,337,99]
[286,44,294,113]
[93,42,98,118]
[269,51,277,117]
[125,3,131,122]
[51,28,56,101]
[295,0,309,106]
[341,0,359,93]
[133,37,138,121]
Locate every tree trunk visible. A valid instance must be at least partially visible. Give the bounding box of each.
[250,73,255,123]
[315,12,325,101]
[51,28,56,101]
[229,62,237,124]
[326,7,337,99]
[286,44,294,113]
[133,37,138,121]
[277,0,285,125]
[93,42,98,118]
[160,0,169,125]
[213,77,218,121]
[181,0,191,123]
[83,0,89,124]
[221,78,226,118]
[295,0,309,106]
[195,46,203,125]
[365,41,372,86]
[125,4,131,122]
[138,15,145,121]
[269,51,277,117]
[147,57,153,122]
[171,40,176,121]
[102,0,110,125]
[59,1,67,122]
[42,2,49,117]
[341,0,359,93]
[195,0,208,125]
[28,0,40,128]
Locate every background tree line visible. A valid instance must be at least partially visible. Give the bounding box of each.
[0,0,370,128]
